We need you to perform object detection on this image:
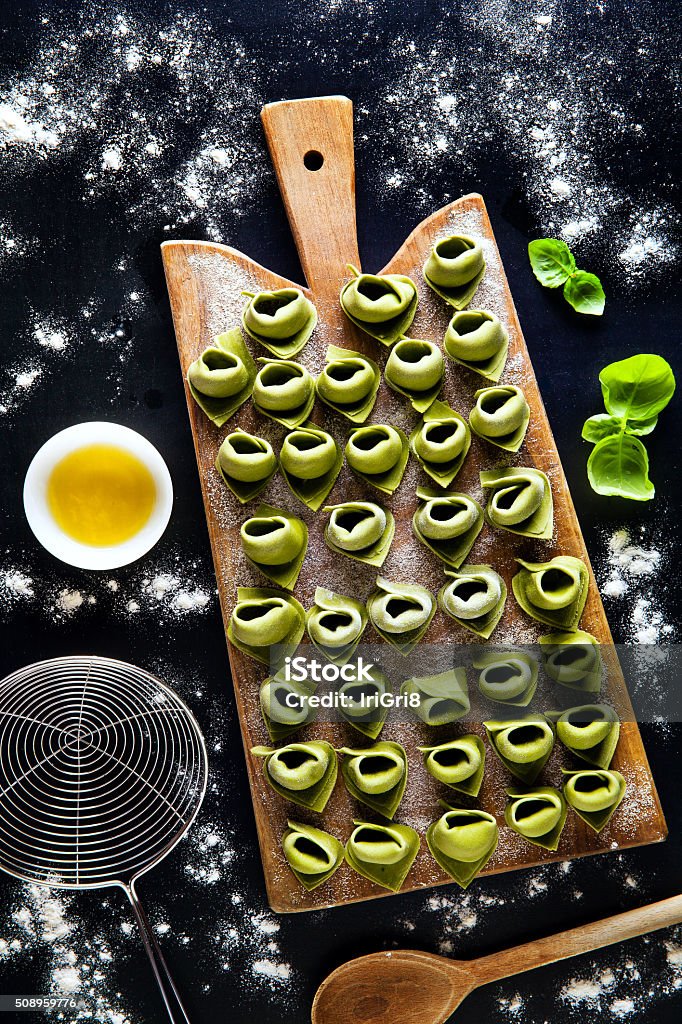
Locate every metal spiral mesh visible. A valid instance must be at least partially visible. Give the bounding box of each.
[0,657,207,888]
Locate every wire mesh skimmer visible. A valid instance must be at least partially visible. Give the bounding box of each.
[0,656,208,1024]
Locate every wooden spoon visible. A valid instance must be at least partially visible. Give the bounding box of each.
[312,893,682,1024]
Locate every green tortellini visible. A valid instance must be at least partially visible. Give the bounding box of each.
[252,358,315,428]
[259,672,317,742]
[562,768,626,833]
[187,328,256,427]
[473,650,539,707]
[444,310,508,382]
[409,400,471,488]
[240,504,308,590]
[316,345,381,423]
[241,287,317,357]
[215,428,278,504]
[439,564,507,639]
[338,741,408,819]
[368,577,436,654]
[401,668,470,726]
[547,704,620,769]
[340,266,418,346]
[423,234,486,309]
[282,820,344,891]
[469,385,530,452]
[345,424,409,495]
[228,587,305,667]
[540,631,602,696]
[412,487,484,568]
[251,740,338,813]
[505,787,567,851]
[345,820,420,892]
[279,424,343,511]
[384,338,445,412]
[480,467,553,540]
[484,716,556,783]
[323,501,395,567]
[513,556,589,631]
[306,587,368,665]
[418,735,486,797]
[337,668,392,740]
[426,805,498,888]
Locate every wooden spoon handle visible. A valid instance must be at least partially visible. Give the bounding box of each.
[471,893,682,987]
[261,96,360,304]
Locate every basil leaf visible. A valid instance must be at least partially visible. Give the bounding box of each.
[624,415,658,436]
[563,271,605,315]
[587,434,654,501]
[581,414,623,443]
[528,239,576,288]
[599,353,676,421]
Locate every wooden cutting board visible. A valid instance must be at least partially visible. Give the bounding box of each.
[161,96,666,913]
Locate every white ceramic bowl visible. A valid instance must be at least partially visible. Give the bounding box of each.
[23,422,173,570]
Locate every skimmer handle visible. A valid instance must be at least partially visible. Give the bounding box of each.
[125,882,192,1024]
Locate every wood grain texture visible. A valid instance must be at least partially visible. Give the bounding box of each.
[161,96,666,914]
[311,894,682,1024]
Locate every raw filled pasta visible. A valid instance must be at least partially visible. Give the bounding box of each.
[469,384,530,452]
[412,486,484,568]
[215,428,278,503]
[444,309,508,382]
[345,424,409,495]
[485,715,556,783]
[241,287,317,357]
[426,805,498,888]
[306,587,368,665]
[368,577,436,654]
[259,672,317,742]
[409,400,471,488]
[228,587,305,667]
[251,740,338,813]
[540,630,602,696]
[401,668,470,725]
[316,344,381,423]
[547,704,620,768]
[340,265,418,346]
[384,338,445,412]
[279,424,343,511]
[252,357,315,428]
[423,234,486,309]
[338,741,408,819]
[187,328,256,427]
[344,820,420,891]
[323,501,395,567]
[562,768,626,833]
[282,820,344,891]
[473,650,538,707]
[513,555,589,631]
[336,668,392,740]
[480,467,553,540]
[438,564,507,639]
[505,786,567,851]
[418,735,486,797]
[240,504,308,590]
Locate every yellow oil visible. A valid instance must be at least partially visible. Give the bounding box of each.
[47,444,156,547]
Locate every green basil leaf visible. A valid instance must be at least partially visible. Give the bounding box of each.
[624,415,658,436]
[587,434,654,501]
[581,414,623,443]
[528,238,576,288]
[599,353,676,420]
[563,271,605,316]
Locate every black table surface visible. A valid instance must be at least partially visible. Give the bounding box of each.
[0,2,680,1022]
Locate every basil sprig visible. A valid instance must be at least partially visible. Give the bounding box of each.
[528,238,605,315]
[582,354,675,501]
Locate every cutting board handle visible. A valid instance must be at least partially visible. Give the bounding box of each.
[261,96,361,304]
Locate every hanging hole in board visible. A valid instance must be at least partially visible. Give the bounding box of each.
[304,150,324,171]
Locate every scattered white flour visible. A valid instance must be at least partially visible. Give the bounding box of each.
[597,526,675,649]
